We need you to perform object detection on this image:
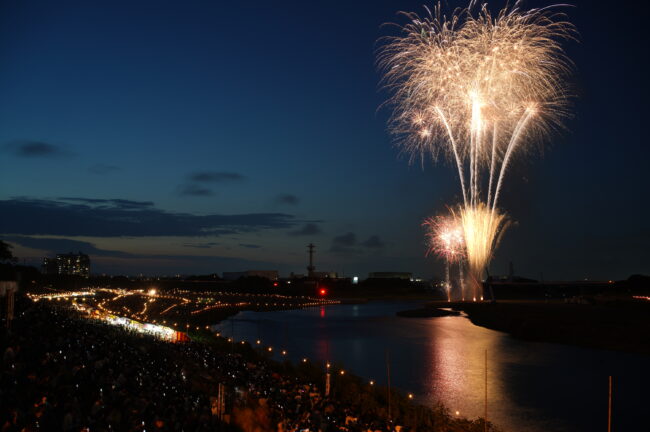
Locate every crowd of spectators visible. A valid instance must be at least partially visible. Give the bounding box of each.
[1,302,427,432]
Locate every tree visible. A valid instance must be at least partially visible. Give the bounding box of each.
[0,240,17,263]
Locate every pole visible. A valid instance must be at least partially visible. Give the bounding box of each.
[386,349,392,421]
[7,289,15,330]
[230,319,234,354]
[608,375,612,432]
[325,368,331,397]
[307,243,315,277]
[484,349,488,432]
[216,384,221,419]
[284,322,288,353]
[445,260,451,302]
[325,342,331,397]
[220,383,226,421]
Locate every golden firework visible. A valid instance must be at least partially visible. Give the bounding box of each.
[379,1,574,299]
[456,204,509,300]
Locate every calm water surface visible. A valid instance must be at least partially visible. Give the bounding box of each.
[215,301,647,431]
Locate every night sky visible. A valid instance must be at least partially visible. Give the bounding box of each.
[0,0,646,280]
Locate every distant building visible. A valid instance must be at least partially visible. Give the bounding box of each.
[288,271,338,280]
[311,271,338,279]
[42,252,90,278]
[222,270,279,281]
[368,272,412,280]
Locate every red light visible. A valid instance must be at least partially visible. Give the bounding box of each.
[273,282,278,287]
[319,288,327,296]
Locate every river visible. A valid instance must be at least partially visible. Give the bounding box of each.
[215,301,648,431]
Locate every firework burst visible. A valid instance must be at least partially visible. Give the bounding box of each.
[380,1,574,299]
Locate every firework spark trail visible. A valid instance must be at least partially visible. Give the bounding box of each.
[424,214,465,301]
[379,1,574,207]
[380,1,574,298]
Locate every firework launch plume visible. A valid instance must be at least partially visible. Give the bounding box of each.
[456,204,509,300]
[380,1,574,298]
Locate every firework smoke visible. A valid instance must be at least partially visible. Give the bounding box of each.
[380,1,574,298]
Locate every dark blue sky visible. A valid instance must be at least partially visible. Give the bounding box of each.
[0,0,646,279]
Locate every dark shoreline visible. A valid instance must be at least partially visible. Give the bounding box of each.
[396,307,461,318]
[422,300,650,355]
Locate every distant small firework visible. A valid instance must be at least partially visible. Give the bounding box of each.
[424,214,465,301]
[424,214,465,262]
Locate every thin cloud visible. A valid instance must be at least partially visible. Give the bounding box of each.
[5,235,277,275]
[183,242,219,249]
[275,194,300,205]
[239,243,261,249]
[0,197,299,237]
[361,235,385,248]
[180,171,246,197]
[330,232,358,254]
[178,184,214,197]
[3,235,132,257]
[57,197,154,209]
[189,171,246,183]
[289,223,322,236]
[5,140,71,158]
[332,232,356,247]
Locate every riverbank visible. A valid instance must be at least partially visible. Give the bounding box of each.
[4,297,503,432]
[428,300,650,355]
